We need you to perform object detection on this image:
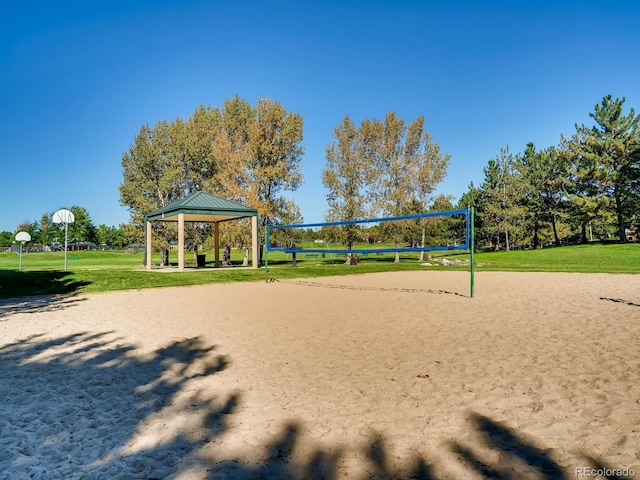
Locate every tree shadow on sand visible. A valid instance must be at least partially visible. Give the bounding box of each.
[0,294,87,319]
[206,425,441,480]
[208,413,633,480]
[0,333,631,479]
[0,332,233,479]
[448,413,634,480]
[0,331,442,479]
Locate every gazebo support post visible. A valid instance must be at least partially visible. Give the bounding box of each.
[214,222,220,268]
[146,220,153,270]
[178,213,185,271]
[252,216,258,269]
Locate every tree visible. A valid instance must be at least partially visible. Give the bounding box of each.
[562,95,640,242]
[210,97,305,265]
[457,182,490,248]
[0,231,13,247]
[245,98,304,229]
[322,115,374,254]
[323,112,449,262]
[120,121,190,264]
[96,224,126,248]
[421,194,457,249]
[121,97,305,266]
[181,105,222,194]
[38,213,54,246]
[370,113,449,262]
[517,143,569,247]
[480,147,526,251]
[404,116,450,260]
[67,206,97,244]
[15,219,40,243]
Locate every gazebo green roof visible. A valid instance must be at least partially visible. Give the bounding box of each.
[145,191,257,223]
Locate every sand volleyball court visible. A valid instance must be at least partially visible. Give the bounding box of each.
[0,271,638,479]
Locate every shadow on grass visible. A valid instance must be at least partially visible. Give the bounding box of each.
[0,333,630,479]
[0,270,91,318]
[0,270,90,298]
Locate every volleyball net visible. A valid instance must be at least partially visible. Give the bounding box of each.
[265,208,475,297]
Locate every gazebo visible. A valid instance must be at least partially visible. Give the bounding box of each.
[144,191,259,271]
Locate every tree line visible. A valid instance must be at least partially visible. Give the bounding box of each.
[120,93,639,258]
[118,98,452,264]
[462,95,640,250]
[6,94,635,257]
[0,206,130,249]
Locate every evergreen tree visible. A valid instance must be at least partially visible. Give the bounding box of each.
[480,147,526,251]
[517,143,569,246]
[562,95,640,242]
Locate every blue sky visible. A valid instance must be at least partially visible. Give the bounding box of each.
[1,1,639,233]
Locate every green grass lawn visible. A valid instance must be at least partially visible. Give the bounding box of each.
[0,243,638,299]
[473,242,640,273]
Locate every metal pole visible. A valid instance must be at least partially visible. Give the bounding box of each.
[470,207,475,298]
[264,226,269,283]
[19,244,22,271]
[64,222,68,271]
[143,216,147,267]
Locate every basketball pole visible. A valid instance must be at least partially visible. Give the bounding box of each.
[64,221,69,271]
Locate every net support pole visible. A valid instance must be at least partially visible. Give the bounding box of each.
[470,207,475,298]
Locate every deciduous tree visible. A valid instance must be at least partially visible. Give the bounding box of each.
[322,116,373,253]
[373,113,450,261]
[323,112,449,263]
[120,121,195,264]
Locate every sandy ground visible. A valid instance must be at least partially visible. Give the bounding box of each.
[0,271,639,480]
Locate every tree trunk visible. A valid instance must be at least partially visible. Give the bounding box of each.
[615,191,626,242]
[345,253,360,265]
[161,248,170,266]
[581,223,588,243]
[242,247,249,266]
[551,214,559,246]
[505,229,510,252]
[419,225,426,262]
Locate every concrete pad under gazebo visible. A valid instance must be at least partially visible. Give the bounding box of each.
[144,192,259,271]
